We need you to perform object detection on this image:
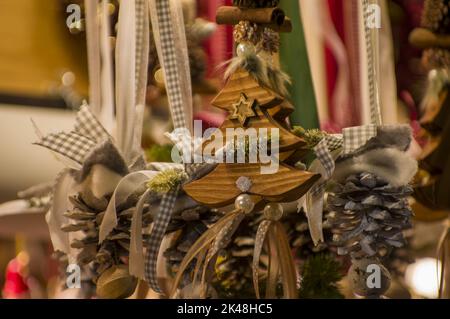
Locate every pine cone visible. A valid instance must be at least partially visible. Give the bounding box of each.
[62,187,152,280]
[327,172,413,259]
[381,229,414,278]
[422,0,450,34]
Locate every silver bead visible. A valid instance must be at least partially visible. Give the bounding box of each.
[263,203,283,221]
[236,176,252,193]
[236,42,255,57]
[235,194,254,214]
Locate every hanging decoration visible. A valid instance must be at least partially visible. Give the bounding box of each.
[168,0,324,299]
[324,0,418,299]
[15,0,431,300]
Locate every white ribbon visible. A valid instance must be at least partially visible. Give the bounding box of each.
[115,0,137,163]
[99,170,158,242]
[46,170,75,254]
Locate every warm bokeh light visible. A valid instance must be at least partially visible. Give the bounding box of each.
[405,258,442,299]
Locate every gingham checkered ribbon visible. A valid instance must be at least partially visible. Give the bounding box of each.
[305,126,378,245]
[342,124,377,154]
[144,185,181,292]
[135,0,148,102]
[74,103,110,142]
[304,135,341,245]
[143,3,194,290]
[149,0,191,130]
[35,104,109,165]
[142,160,210,293]
[309,135,343,195]
[363,0,382,126]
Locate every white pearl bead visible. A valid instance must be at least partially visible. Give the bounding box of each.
[235,194,254,214]
[236,42,255,57]
[263,203,283,221]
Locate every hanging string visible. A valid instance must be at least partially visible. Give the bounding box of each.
[362,0,382,126]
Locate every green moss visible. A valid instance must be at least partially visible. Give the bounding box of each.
[292,126,327,148]
[147,169,187,194]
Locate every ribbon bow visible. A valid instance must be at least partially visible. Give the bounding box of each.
[304,125,378,246]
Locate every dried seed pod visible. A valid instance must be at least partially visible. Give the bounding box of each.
[96,265,138,299]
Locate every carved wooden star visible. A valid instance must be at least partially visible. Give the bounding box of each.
[230,93,257,126]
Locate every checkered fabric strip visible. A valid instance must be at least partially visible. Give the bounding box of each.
[310,182,327,198]
[155,0,186,130]
[135,0,149,104]
[342,124,377,154]
[362,0,382,126]
[144,186,180,293]
[314,139,335,179]
[326,134,343,151]
[135,0,145,95]
[74,104,110,142]
[35,132,97,165]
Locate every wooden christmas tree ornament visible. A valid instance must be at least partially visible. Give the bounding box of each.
[183,1,320,206]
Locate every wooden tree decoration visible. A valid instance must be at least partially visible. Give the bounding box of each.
[183,68,320,207]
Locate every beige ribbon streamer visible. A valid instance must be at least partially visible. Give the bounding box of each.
[260,222,298,299]
[200,214,245,297]
[253,220,271,299]
[129,187,153,279]
[265,227,280,299]
[438,219,450,299]
[99,0,115,132]
[115,0,137,163]
[99,171,156,242]
[46,169,75,254]
[274,222,298,299]
[84,0,102,118]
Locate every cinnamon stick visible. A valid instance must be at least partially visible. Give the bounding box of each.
[216,6,285,26]
[264,17,292,33]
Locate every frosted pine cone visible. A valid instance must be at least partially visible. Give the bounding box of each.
[327,172,413,259]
